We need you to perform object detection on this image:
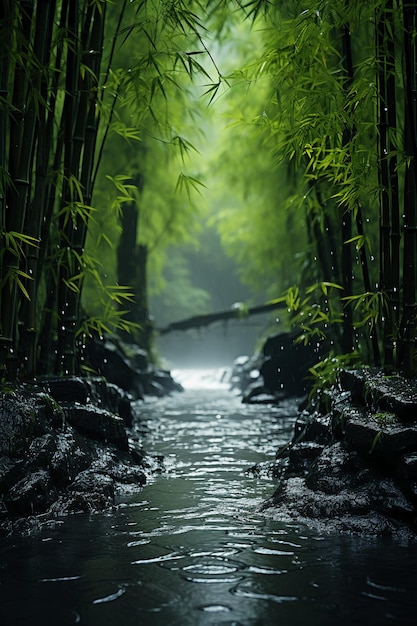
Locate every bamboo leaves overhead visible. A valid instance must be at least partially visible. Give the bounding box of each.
[2,0,417,382]
[0,0,222,380]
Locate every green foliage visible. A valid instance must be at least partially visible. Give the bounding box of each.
[1,0,417,382]
[308,351,359,404]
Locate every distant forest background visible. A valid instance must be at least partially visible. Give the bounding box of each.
[1,0,417,382]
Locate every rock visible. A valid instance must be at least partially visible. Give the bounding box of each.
[0,392,49,456]
[286,441,325,477]
[85,335,144,397]
[28,433,57,467]
[0,377,154,534]
[401,453,417,480]
[49,431,92,486]
[4,470,57,516]
[344,416,417,463]
[339,368,417,422]
[266,367,417,536]
[146,370,183,394]
[69,470,115,498]
[294,411,333,445]
[260,331,327,396]
[37,376,90,403]
[304,444,372,494]
[369,478,416,516]
[242,382,284,404]
[62,403,129,451]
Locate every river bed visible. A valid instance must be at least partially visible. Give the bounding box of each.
[1,368,416,625]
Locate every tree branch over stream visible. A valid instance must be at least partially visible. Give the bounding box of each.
[156,301,287,334]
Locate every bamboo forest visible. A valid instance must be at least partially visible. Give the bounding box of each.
[2,2,417,625]
[1,0,417,381]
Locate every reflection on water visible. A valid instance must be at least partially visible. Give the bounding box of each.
[1,369,417,625]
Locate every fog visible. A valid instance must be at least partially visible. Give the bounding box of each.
[151,227,274,368]
[155,315,274,368]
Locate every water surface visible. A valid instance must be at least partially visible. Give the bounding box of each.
[1,369,416,625]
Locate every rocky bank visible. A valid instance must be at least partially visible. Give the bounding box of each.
[262,367,417,539]
[0,338,182,536]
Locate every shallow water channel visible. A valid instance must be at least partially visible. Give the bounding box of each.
[1,369,417,625]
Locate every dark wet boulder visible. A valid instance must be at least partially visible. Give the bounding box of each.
[264,368,417,537]
[49,431,92,486]
[146,369,183,394]
[62,403,129,451]
[84,334,183,400]
[286,441,325,477]
[0,380,154,535]
[260,331,327,396]
[293,410,333,445]
[339,368,417,421]
[4,470,57,516]
[344,415,417,464]
[27,433,57,468]
[304,443,372,494]
[0,392,50,456]
[85,335,145,398]
[37,376,90,403]
[237,331,329,401]
[34,376,136,426]
[68,470,115,499]
[241,382,284,404]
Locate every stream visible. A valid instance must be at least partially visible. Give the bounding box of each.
[1,368,417,625]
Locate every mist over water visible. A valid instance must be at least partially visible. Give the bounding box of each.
[155,317,273,369]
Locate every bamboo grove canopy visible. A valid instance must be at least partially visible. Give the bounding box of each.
[1,0,417,382]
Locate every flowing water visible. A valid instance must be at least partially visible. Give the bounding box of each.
[1,368,417,625]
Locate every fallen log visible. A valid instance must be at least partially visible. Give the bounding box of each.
[156,300,287,334]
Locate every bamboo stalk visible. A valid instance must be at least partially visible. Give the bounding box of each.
[19,0,55,377]
[376,2,392,368]
[55,0,106,375]
[376,0,400,370]
[54,0,80,375]
[0,1,15,372]
[340,20,354,355]
[401,0,417,377]
[1,0,34,379]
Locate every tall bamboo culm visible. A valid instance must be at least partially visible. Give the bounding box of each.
[401,0,417,377]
